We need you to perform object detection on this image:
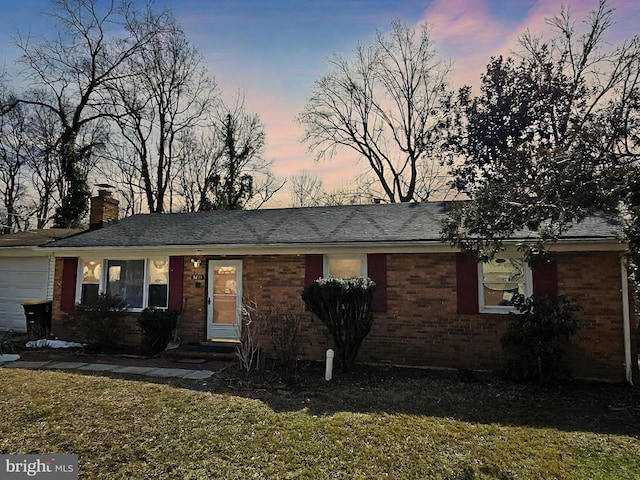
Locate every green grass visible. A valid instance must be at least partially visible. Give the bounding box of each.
[1,368,638,479]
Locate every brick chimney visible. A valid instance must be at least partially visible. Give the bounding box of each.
[89,189,119,230]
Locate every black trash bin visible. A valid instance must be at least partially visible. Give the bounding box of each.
[22,300,53,339]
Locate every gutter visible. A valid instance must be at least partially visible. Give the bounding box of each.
[38,238,627,256]
[620,256,634,385]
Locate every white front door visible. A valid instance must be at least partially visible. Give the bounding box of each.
[207,260,242,341]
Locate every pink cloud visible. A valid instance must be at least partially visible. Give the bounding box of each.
[418,0,640,90]
[421,0,508,51]
[234,94,349,201]
[519,0,640,45]
[506,1,601,47]
[418,0,514,88]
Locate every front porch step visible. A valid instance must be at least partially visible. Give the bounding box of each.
[203,338,240,349]
[160,342,237,361]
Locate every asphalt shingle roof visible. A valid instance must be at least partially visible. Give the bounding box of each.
[0,228,84,248]
[46,202,622,249]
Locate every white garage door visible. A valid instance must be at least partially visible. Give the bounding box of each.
[0,256,51,332]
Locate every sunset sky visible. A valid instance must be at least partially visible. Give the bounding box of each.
[1,0,639,206]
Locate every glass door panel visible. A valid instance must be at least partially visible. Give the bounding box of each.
[207,261,242,340]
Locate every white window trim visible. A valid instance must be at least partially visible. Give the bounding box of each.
[478,259,533,314]
[323,254,367,278]
[76,257,169,311]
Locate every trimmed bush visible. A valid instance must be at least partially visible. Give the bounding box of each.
[137,308,179,355]
[301,277,376,371]
[501,294,579,384]
[64,294,127,349]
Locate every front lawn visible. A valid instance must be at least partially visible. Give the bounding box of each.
[1,367,638,479]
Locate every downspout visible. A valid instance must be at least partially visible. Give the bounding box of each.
[620,256,633,385]
[46,253,55,301]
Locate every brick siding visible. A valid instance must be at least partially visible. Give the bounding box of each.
[51,257,66,337]
[557,251,635,380]
[51,250,635,381]
[51,257,143,344]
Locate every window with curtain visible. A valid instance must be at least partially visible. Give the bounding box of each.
[324,255,367,278]
[479,256,531,313]
[79,258,169,310]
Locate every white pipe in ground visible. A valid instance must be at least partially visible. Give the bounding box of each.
[325,349,334,381]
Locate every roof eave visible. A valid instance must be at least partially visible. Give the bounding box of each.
[0,245,54,256]
[39,237,627,257]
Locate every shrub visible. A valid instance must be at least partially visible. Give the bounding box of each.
[236,296,304,376]
[137,308,179,355]
[501,294,579,384]
[237,296,267,372]
[301,277,376,371]
[0,330,21,354]
[64,294,127,349]
[270,309,303,377]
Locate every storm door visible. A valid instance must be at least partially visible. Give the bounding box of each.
[207,260,242,340]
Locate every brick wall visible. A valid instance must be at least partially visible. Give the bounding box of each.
[51,250,633,381]
[177,251,631,381]
[51,257,142,345]
[360,252,511,371]
[51,257,66,337]
[242,255,329,359]
[557,251,633,380]
[177,255,328,356]
[180,256,207,343]
[358,251,632,381]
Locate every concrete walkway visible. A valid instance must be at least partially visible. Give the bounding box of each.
[1,360,216,380]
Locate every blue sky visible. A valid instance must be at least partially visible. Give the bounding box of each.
[1,0,639,204]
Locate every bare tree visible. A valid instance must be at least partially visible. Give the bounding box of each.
[1,1,279,222]
[0,90,70,232]
[108,17,217,213]
[24,101,64,228]
[175,94,284,211]
[0,93,70,230]
[288,171,388,207]
[13,0,170,226]
[94,142,142,217]
[174,130,221,213]
[289,171,324,207]
[322,174,393,206]
[322,188,371,206]
[299,20,455,203]
[244,171,285,210]
[0,96,29,233]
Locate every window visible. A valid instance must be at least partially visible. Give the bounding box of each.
[78,258,169,309]
[81,261,101,305]
[479,256,532,313]
[107,260,145,308]
[324,255,367,278]
[148,260,169,308]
